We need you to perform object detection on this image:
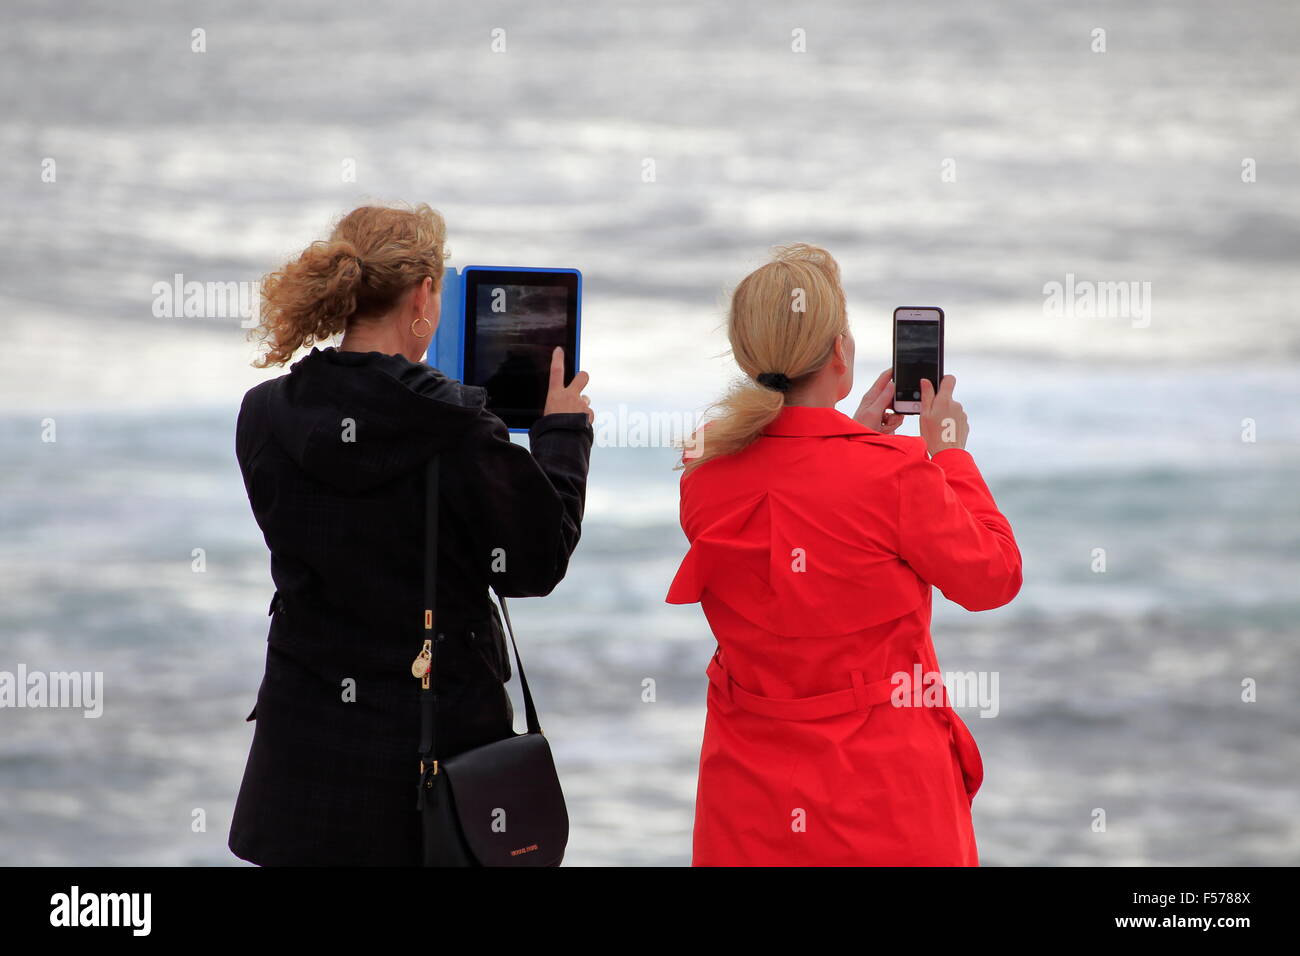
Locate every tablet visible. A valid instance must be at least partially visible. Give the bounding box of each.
[430,266,582,431]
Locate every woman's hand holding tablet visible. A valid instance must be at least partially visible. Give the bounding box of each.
[543,347,593,423]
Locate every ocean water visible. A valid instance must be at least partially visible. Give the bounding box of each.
[1,0,1298,866]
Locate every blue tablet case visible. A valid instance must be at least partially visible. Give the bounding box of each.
[430,265,466,380]
[427,266,582,433]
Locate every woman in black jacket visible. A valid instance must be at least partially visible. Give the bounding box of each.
[228,203,594,865]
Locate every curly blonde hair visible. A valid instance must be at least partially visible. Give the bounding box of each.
[251,203,448,367]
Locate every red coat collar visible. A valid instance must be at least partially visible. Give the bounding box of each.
[762,405,880,438]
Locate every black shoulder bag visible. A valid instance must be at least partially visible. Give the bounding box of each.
[412,455,569,867]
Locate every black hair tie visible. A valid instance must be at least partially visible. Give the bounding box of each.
[756,372,792,392]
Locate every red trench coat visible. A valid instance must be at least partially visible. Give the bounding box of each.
[666,406,1022,866]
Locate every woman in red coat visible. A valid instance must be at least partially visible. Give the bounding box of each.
[667,244,1022,866]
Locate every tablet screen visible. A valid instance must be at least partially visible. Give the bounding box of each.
[462,269,580,430]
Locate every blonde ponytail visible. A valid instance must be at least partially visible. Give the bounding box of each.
[252,203,447,368]
[682,243,848,474]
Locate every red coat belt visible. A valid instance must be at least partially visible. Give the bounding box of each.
[706,652,898,721]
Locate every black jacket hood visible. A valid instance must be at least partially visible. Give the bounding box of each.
[261,347,486,493]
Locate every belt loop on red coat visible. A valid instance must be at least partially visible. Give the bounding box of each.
[850,670,870,711]
[706,650,734,704]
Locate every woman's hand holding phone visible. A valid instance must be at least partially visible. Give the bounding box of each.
[853,367,905,434]
[919,375,968,455]
[543,347,594,424]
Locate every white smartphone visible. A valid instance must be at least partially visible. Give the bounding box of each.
[892,307,944,415]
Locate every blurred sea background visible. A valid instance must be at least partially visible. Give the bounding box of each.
[1,0,1298,865]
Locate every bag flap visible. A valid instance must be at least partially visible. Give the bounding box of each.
[442,733,569,867]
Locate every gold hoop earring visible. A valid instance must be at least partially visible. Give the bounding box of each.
[411,316,432,338]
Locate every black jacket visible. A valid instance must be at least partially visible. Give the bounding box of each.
[228,346,592,866]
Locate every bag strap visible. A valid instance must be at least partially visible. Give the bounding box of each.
[494,591,542,735]
[417,456,440,772]
[418,456,543,770]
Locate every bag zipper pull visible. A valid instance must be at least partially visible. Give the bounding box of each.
[411,639,432,682]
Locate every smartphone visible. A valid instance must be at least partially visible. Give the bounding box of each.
[892,307,944,415]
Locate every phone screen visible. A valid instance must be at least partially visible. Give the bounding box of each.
[893,311,942,411]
